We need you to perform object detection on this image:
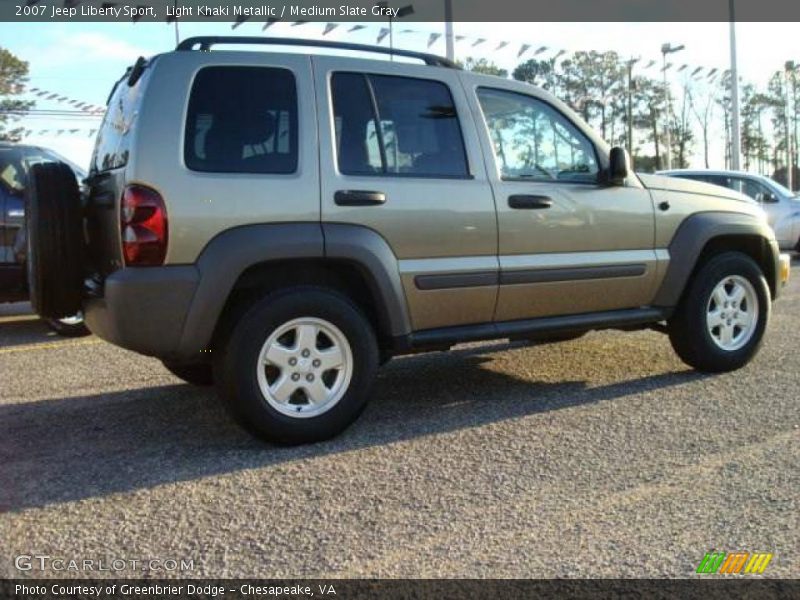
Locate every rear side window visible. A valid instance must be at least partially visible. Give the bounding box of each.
[331,72,469,178]
[91,65,152,174]
[185,66,298,174]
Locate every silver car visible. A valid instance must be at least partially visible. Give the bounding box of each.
[660,169,800,251]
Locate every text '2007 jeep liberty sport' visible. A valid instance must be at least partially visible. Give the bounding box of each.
[26,37,791,444]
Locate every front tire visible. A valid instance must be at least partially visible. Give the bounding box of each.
[214,287,379,444]
[668,251,770,373]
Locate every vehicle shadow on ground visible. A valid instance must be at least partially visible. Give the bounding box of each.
[0,317,65,348]
[0,344,710,513]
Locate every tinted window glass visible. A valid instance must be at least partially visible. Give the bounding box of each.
[477,88,598,183]
[331,73,469,178]
[737,178,775,202]
[331,73,383,175]
[185,67,298,174]
[91,68,151,174]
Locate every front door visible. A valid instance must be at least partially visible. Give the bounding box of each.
[464,80,658,322]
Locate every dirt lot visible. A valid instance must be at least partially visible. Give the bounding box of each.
[1,262,798,578]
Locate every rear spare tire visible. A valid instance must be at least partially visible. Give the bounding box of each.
[26,162,84,319]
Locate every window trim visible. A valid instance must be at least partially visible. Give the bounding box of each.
[330,70,473,180]
[183,65,299,176]
[476,86,602,186]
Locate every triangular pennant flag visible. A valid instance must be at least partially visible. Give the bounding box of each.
[377,28,390,44]
[643,60,656,69]
[291,20,308,26]
[455,35,465,42]
[691,66,704,76]
[534,46,548,55]
[131,5,148,22]
[348,25,366,32]
[472,38,485,47]
[322,23,338,36]
[552,49,566,59]
[517,44,531,58]
[428,33,441,48]
[231,14,249,29]
[495,41,509,51]
[677,64,688,72]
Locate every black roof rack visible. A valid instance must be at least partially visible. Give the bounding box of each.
[175,36,460,69]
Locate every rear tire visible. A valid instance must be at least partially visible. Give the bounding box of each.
[668,251,770,373]
[163,361,214,386]
[26,162,84,319]
[214,286,379,444]
[45,314,89,337]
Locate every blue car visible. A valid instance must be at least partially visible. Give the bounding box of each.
[0,142,89,335]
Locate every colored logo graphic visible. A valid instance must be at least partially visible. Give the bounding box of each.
[696,552,773,574]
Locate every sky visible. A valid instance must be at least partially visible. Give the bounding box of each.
[1,20,798,170]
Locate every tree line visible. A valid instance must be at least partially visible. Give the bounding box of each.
[461,53,799,188]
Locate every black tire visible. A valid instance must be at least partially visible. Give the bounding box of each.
[162,361,215,386]
[26,162,84,319]
[45,315,90,337]
[214,286,379,444]
[668,251,770,373]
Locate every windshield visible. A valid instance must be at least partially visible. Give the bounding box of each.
[766,178,797,198]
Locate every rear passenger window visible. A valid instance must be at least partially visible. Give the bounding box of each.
[185,66,297,174]
[331,72,469,178]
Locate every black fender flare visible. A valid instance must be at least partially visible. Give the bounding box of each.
[652,211,780,308]
[177,223,411,356]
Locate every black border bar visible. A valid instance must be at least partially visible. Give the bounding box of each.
[4,0,800,23]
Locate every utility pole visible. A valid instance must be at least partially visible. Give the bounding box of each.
[444,0,454,61]
[661,43,684,170]
[786,61,796,191]
[173,0,180,46]
[729,0,742,171]
[626,58,639,159]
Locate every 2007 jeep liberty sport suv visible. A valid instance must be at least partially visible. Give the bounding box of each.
[26,37,791,444]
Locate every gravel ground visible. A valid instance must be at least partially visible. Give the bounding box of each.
[1,262,798,579]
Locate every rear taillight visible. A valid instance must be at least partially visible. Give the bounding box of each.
[121,185,168,266]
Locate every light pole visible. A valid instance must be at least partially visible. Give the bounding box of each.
[786,61,797,191]
[729,0,742,171]
[444,0,454,61]
[626,57,640,159]
[661,42,684,170]
[375,2,414,59]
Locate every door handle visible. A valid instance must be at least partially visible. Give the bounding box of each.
[334,190,386,206]
[508,195,553,209]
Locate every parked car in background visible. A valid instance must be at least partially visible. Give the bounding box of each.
[660,169,800,252]
[0,142,89,335]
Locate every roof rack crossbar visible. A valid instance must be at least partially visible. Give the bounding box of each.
[176,36,460,69]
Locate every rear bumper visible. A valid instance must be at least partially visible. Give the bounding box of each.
[84,266,199,358]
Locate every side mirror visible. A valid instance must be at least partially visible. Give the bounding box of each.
[607,147,629,186]
[757,192,778,204]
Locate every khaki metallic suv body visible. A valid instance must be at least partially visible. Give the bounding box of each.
[26,38,790,443]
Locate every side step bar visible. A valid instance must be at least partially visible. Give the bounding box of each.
[408,307,669,350]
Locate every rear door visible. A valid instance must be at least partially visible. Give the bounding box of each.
[313,57,498,332]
